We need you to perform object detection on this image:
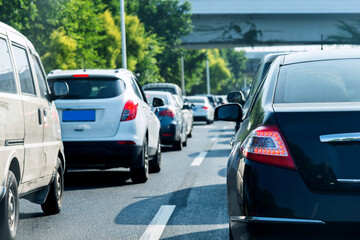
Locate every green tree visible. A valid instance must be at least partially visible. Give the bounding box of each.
[220,49,248,93]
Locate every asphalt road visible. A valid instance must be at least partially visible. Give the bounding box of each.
[17,121,234,240]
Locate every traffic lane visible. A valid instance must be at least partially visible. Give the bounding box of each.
[16,121,234,240]
[160,122,233,239]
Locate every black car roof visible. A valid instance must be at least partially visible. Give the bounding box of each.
[282,49,360,65]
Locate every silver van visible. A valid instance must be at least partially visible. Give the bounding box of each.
[0,22,68,239]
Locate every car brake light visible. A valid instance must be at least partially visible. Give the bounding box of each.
[121,100,138,121]
[202,106,209,110]
[73,74,89,78]
[241,125,296,170]
[117,141,136,145]
[158,109,176,117]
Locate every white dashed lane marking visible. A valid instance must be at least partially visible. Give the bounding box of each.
[139,205,176,240]
[191,151,208,166]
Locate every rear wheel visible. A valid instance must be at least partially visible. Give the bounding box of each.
[182,133,187,147]
[188,129,192,138]
[173,135,182,151]
[206,119,211,124]
[150,138,161,173]
[130,137,149,183]
[41,158,64,215]
[0,171,18,240]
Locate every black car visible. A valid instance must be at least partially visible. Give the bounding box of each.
[145,90,187,150]
[216,50,360,239]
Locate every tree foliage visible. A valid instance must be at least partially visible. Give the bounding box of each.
[0,0,247,93]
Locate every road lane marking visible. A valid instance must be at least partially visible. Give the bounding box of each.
[140,205,176,240]
[211,137,218,142]
[191,151,208,166]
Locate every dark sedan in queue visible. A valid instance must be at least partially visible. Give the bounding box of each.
[216,50,360,239]
[145,91,187,151]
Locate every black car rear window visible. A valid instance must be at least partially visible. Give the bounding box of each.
[275,59,360,103]
[49,78,125,99]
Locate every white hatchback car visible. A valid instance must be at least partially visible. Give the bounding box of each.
[0,22,68,240]
[47,69,163,183]
[185,96,214,124]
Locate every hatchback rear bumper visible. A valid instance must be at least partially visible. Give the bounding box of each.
[230,160,360,224]
[64,141,142,169]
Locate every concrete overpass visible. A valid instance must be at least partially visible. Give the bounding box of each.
[181,0,360,49]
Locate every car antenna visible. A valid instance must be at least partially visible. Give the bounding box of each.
[83,57,86,71]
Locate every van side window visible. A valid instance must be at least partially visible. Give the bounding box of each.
[31,55,48,98]
[12,45,36,95]
[0,38,17,94]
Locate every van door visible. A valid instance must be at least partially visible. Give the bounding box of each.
[12,44,44,185]
[0,37,25,184]
[31,53,59,178]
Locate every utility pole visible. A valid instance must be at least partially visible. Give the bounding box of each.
[206,59,210,95]
[120,0,127,69]
[181,55,185,95]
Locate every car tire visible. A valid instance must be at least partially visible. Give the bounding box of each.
[188,129,192,138]
[130,137,149,183]
[182,134,187,147]
[206,119,211,125]
[150,138,161,173]
[41,158,64,215]
[0,171,19,240]
[173,135,182,151]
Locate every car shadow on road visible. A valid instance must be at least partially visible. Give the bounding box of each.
[188,148,230,159]
[162,228,229,240]
[64,170,132,191]
[114,184,228,226]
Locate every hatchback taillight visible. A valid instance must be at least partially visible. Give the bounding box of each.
[241,125,296,170]
[121,100,138,121]
[158,109,176,117]
[202,106,209,110]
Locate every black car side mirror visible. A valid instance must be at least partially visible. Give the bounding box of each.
[152,97,165,107]
[215,103,243,122]
[50,81,69,101]
[227,91,245,105]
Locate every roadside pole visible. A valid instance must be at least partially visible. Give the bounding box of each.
[181,55,185,95]
[120,0,127,69]
[206,60,210,94]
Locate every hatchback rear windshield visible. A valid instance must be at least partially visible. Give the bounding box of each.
[146,93,170,105]
[49,78,125,99]
[187,98,205,104]
[275,59,360,103]
[144,87,176,94]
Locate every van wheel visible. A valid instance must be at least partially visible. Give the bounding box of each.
[42,158,63,215]
[150,138,161,173]
[131,137,149,183]
[0,171,18,240]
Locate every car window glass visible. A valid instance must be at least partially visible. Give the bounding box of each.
[12,45,35,95]
[275,59,360,103]
[50,78,124,99]
[0,38,17,94]
[31,55,48,98]
[130,77,145,101]
[146,93,169,105]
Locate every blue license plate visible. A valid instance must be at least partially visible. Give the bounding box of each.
[63,110,95,122]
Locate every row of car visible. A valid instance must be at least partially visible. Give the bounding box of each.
[215,50,360,239]
[0,21,198,239]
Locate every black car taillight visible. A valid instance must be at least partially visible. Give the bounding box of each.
[241,125,296,170]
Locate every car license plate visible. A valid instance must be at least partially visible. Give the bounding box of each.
[62,110,95,122]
